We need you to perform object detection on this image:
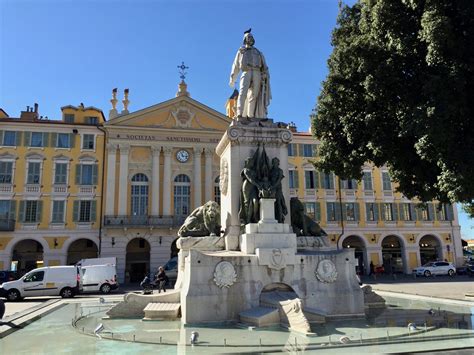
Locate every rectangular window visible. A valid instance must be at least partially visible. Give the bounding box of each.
[214,185,221,205]
[304,171,316,189]
[77,164,98,185]
[85,116,99,125]
[0,162,13,183]
[54,163,68,184]
[27,162,41,184]
[287,144,297,157]
[30,132,44,147]
[363,172,373,190]
[341,179,357,189]
[327,202,337,221]
[382,172,392,191]
[322,172,334,189]
[56,133,70,148]
[79,201,92,222]
[305,202,316,221]
[288,170,298,189]
[301,144,315,157]
[345,203,356,221]
[25,201,38,223]
[384,203,393,221]
[0,200,11,219]
[51,200,65,223]
[401,203,413,221]
[3,131,17,146]
[64,114,75,123]
[366,203,377,221]
[82,134,95,150]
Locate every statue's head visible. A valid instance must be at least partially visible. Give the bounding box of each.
[272,157,280,167]
[245,157,253,168]
[243,32,255,47]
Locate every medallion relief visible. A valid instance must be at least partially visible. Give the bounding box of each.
[213,261,237,288]
[315,259,338,283]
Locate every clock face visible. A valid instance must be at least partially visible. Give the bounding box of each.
[176,150,189,163]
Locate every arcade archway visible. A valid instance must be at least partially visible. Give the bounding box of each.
[67,239,98,265]
[381,235,406,274]
[12,239,44,273]
[419,235,442,265]
[125,238,150,283]
[342,235,367,275]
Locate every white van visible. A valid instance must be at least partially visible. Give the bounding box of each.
[81,264,118,294]
[0,266,82,301]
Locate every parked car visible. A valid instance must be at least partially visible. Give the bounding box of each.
[163,257,178,279]
[81,264,118,294]
[412,261,456,277]
[0,266,83,301]
[0,271,19,285]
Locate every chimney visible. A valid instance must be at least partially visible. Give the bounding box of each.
[20,104,39,121]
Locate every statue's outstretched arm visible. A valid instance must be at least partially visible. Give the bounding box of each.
[229,51,241,87]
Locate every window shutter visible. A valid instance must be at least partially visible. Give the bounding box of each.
[297,144,303,156]
[354,203,360,221]
[23,131,31,146]
[365,203,371,221]
[18,201,25,223]
[373,203,379,221]
[294,170,299,188]
[92,164,98,185]
[315,171,320,189]
[409,203,416,221]
[428,203,434,221]
[90,200,97,222]
[446,204,454,221]
[329,173,335,189]
[315,202,321,221]
[379,203,385,221]
[73,201,79,222]
[312,145,318,157]
[304,171,310,189]
[0,130,3,145]
[75,165,82,184]
[43,132,49,147]
[393,203,399,221]
[69,133,75,148]
[335,203,342,221]
[51,133,57,147]
[415,205,422,220]
[36,201,43,222]
[9,200,16,220]
[15,131,21,146]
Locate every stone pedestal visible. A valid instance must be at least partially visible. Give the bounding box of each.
[216,121,292,251]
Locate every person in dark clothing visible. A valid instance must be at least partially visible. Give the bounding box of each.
[140,274,153,294]
[154,266,168,293]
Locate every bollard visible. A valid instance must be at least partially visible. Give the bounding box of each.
[386,330,389,341]
[160,336,162,344]
[111,332,114,339]
[133,334,136,342]
[259,338,262,347]
[329,335,332,345]
[295,338,297,347]
[82,327,85,333]
[224,338,227,347]
[360,333,363,344]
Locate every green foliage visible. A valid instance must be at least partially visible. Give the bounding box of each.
[313,0,474,210]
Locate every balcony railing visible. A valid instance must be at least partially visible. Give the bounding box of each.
[103,215,186,228]
[0,218,15,231]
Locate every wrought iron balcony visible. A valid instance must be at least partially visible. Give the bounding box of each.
[0,218,15,231]
[103,215,186,228]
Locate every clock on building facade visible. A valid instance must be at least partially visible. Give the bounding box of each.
[176,149,189,163]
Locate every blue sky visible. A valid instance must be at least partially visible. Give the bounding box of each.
[1,0,473,238]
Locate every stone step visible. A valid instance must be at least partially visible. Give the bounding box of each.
[143,302,181,320]
[239,306,280,327]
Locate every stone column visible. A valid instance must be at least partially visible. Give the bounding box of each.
[162,147,172,216]
[204,148,213,202]
[151,146,161,216]
[105,143,117,216]
[193,147,202,209]
[117,144,130,216]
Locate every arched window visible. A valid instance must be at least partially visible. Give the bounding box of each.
[214,176,221,205]
[131,173,149,216]
[174,174,190,220]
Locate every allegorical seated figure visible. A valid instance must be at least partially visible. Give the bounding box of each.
[290,197,327,237]
[178,201,221,238]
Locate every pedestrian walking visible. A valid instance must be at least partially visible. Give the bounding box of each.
[154,266,169,293]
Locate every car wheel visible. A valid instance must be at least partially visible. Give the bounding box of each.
[424,270,431,277]
[60,287,74,298]
[100,283,111,294]
[6,289,21,302]
[448,269,455,276]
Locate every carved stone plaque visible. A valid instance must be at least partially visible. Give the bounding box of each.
[213,261,237,288]
[315,259,338,283]
[219,158,229,196]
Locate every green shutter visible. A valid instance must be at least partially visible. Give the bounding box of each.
[36,201,43,222]
[294,170,299,188]
[92,164,98,185]
[315,171,320,189]
[0,130,3,145]
[393,203,399,221]
[90,200,97,222]
[446,204,454,221]
[428,203,434,221]
[365,203,371,221]
[50,133,57,147]
[43,132,49,147]
[379,203,385,221]
[329,173,335,189]
[415,205,422,221]
[23,131,31,146]
[297,144,303,156]
[312,144,318,157]
[409,203,416,221]
[315,202,321,222]
[354,203,360,221]
[373,203,379,221]
[75,165,82,184]
[15,131,21,146]
[342,203,347,221]
[335,202,342,221]
[73,201,79,222]
[69,133,75,148]
[18,201,25,222]
[9,200,16,220]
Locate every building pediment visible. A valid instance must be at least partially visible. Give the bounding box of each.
[105,95,231,132]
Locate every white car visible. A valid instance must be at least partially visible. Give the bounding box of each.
[413,261,456,277]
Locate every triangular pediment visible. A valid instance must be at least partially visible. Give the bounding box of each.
[105,95,231,132]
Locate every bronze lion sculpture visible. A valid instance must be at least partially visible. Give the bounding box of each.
[290,197,327,237]
[178,201,221,238]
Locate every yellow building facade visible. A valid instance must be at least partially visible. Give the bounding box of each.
[0,82,463,282]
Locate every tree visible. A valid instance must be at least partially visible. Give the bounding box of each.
[312,0,474,211]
